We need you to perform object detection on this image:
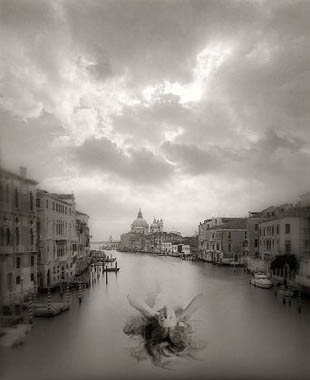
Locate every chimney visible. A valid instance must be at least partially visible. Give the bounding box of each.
[19,166,27,178]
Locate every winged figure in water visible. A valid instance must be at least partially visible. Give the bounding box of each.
[124,292,205,366]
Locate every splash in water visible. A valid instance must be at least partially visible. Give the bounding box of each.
[123,292,206,368]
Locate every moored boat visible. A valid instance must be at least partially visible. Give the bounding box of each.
[250,273,273,289]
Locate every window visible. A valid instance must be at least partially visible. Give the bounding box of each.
[285,240,291,254]
[7,273,13,289]
[228,243,232,251]
[255,224,258,231]
[16,257,21,268]
[0,182,3,201]
[16,276,21,285]
[5,184,9,201]
[6,228,10,245]
[31,273,34,281]
[53,202,55,211]
[228,232,231,240]
[14,187,19,208]
[36,198,40,208]
[30,229,33,246]
[15,228,20,246]
[37,221,41,236]
[0,227,4,246]
[31,255,34,267]
[46,199,49,209]
[285,224,290,234]
[276,224,279,234]
[30,192,33,211]
[254,239,258,248]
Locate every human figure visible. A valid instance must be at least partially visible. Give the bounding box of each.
[125,292,204,366]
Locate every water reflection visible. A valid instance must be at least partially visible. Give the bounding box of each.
[2,250,310,380]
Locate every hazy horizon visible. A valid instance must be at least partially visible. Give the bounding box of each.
[1,0,310,240]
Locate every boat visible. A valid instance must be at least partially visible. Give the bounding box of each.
[250,273,273,289]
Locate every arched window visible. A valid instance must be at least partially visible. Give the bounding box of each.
[0,182,3,201]
[15,187,19,208]
[15,227,20,246]
[0,227,4,246]
[6,228,10,245]
[30,191,33,211]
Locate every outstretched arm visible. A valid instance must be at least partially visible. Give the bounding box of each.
[178,293,204,320]
[127,294,158,319]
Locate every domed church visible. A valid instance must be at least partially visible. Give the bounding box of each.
[131,209,149,234]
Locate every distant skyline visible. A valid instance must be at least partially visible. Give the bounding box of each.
[1,0,310,240]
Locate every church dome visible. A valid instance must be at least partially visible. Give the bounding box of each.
[131,209,149,233]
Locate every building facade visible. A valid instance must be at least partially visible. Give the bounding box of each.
[198,217,247,262]
[150,218,163,233]
[0,167,38,311]
[131,209,149,234]
[119,232,146,252]
[76,211,90,259]
[36,190,78,288]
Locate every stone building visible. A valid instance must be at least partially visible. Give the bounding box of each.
[258,215,310,264]
[119,232,146,252]
[199,218,247,263]
[75,210,91,275]
[245,212,267,259]
[36,190,78,288]
[150,218,163,233]
[131,209,149,234]
[0,167,38,311]
[76,210,90,259]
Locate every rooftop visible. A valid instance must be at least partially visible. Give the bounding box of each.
[0,167,38,185]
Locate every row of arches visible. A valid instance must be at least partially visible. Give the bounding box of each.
[0,226,34,247]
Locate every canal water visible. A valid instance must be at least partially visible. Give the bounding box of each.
[2,250,310,380]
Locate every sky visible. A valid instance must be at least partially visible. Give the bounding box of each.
[1,0,310,240]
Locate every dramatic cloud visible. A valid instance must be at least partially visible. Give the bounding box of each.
[70,137,174,184]
[1,0,310,239]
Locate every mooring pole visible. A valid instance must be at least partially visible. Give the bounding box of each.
[66,283,70,305]
[47,287,52,315]
[28,293,33,324]
[298,287,302,313]
[78,281,82,304]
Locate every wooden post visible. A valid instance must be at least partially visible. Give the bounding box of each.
[47,287,51,315]
[28,293,33,324]
[33,280,38,304]
[298,287,302,313]
[105,265,108,285]
[78,281,82,304]
[9,286,14,316]
[66,283,70,305]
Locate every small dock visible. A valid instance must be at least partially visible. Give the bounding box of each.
[103,267,120,273]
